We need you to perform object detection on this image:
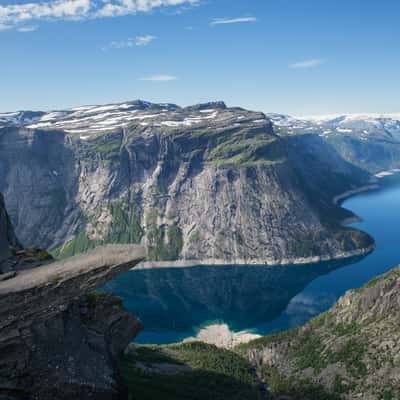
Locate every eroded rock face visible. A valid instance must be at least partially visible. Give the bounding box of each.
[1,293,142,400]
[0,101,374,264]
[0,193,20,265]
[0,243,146,400]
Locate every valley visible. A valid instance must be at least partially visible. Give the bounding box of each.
[1,101,400,400]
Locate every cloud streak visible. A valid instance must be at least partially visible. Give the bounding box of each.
[289,59,324,69]
[140,74,177,81]
[18,25,39,32]
[0,0,198,29]
[102,34,156,51]
[135,34,156,46]
[210,16,257,25]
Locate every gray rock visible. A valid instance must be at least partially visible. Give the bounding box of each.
[0,196,146,400]
[0,101,374,265]
[0,193,20,266]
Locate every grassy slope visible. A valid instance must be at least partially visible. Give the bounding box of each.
[120,342,262,400]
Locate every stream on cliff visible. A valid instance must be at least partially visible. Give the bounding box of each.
[102,174,400,344]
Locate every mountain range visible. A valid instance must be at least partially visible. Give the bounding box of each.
[2,100,398,265]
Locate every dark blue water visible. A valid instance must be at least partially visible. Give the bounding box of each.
[103,175,400,344]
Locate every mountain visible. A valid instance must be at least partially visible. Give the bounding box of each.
[0,111,45,128]
[268,113,400,174]
[238,265,400,399]
[0,100,374,264]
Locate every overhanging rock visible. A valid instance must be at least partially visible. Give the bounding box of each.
[0,244,146,400]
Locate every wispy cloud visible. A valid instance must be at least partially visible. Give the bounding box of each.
[18,25,39,32]
[0,24,12,31]
[0,0,198,30]
[289,59,324,69]
[210,16,257,26]
[102,34,156,51]
[140,74,178,81]
[135,34,156,46]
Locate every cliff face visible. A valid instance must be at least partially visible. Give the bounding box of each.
[0,101,373,264]
[0,192,146,400]
[240,266,400,399]
[0,193,20,264]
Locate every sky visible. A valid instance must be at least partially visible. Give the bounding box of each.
[0,0,400,116]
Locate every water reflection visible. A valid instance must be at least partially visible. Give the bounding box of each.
[103,174,400,344]
[103,256,364,343]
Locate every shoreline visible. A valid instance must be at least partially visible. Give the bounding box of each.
[136,169,400,271]
[136,244,375,270]
[332,183,379,206]
[183,323,261,349]
[375,168,400,179]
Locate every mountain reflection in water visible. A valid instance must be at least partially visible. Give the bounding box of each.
[102,256,364,343]
[103,175,400,344]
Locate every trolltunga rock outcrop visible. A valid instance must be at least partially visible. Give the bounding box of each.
[0,243,146,400]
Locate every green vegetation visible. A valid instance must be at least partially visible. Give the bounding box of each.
[329,340,367,378]
[167,225,183,259]
[85,292,108,309]
[146,209,183,261]
[258,331,367,378]
[293,332,326,372]
[107,201,143,244]
[355,267,400,293]
[289,231,324,258]
[49,274,62,285]
[90,138,121,160]
[51,199,143,259]
[236,325,301,355]
[188,230,200,244]
[169,123,287,168]
[51,231,99,259]
[206,135,286,167]
[259,366,341,400]
[333,227,374,252]
[127,346,184,365]
[380,389,397,400]
[331,322,360,337]
[332,374,355,395]
[120,342,261,400]
[23,248,53,261]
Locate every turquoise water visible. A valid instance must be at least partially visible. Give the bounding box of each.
[103,175,400,344]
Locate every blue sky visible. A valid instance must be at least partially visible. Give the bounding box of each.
[1,0,399,115]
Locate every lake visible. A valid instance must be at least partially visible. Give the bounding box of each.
[102,174,400,344]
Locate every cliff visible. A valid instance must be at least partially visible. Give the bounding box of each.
[0,194,20,265]
[0,100,374,265]
[0,196,146,400]
[238,266,400,399]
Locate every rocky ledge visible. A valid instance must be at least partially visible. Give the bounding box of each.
[0,244,146,400]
